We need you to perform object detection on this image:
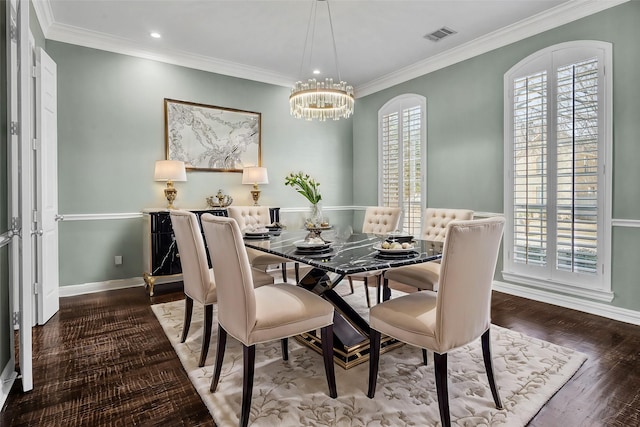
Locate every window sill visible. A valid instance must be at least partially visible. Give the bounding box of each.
[501,271,614,302]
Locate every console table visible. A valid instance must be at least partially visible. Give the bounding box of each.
[142,207,281,296]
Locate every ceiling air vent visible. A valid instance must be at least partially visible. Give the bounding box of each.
[424,27,457,42]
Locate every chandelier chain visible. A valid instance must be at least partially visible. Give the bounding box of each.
[325,0,342,81]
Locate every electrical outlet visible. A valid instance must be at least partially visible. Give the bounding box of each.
[114,255,123,265]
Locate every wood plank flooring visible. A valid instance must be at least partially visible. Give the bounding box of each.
[1,281,639,426]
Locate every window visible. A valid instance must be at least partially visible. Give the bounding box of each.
[378,94,426,235]
[504,41,612,300]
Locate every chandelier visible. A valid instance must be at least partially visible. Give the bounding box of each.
[290,0,354,121]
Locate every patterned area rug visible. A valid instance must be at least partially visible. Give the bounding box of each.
[151,285,586,426]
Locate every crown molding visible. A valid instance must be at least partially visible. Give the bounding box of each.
[31,0,629,96]
[43,22,295,88]
[32,0,55,34]
[356,0,629,97]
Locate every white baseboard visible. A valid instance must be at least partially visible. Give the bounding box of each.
[59,277,146,297]
[0,361,17,411]
[493,280,640,326]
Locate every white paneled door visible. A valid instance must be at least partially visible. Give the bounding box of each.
[35,47,59,324]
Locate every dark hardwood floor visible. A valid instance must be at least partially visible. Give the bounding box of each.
[1,280,639,426]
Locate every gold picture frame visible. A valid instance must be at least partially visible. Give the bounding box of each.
[164,98,261,172]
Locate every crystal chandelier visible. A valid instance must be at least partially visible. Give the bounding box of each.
[290,0,354,121]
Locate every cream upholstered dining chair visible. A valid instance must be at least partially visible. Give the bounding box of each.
[169,210,274,367]
[367,217,505,427]
[382,208,474,295]
[200,215,337,427]
[227,206,300,283]
[347,206,401,307]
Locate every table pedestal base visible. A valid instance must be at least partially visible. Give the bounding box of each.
[295,332,403,370]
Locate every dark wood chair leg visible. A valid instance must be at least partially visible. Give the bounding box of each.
[320,325,337,398]
[210,325,228,392]
[367,329,381,398]
[198,304,214,367]
[422,349,428,366]
[281,338,289,361]
[281,263,287,282]
[294,262,300,284]
[347,276,355,294]
[382,278,392,301]
[181,296,194,343]
[240,345,256,427]
[363,277,371,308]
[375,274,381,305]
[434,352,451,427]
[481,329,503,409]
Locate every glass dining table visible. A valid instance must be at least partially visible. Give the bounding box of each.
[244,228,443,369]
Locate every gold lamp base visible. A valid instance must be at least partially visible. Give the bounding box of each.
[164,181,178,209]
[250,184,261,206]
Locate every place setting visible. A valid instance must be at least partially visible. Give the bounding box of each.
[373,231,419,259]
[294,237,336,259]
[242,226,271,240]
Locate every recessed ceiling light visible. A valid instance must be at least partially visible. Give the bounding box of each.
[150,32,162,39]
[313,69,321,75]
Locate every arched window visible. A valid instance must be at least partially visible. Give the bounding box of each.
[378,94,427,235]
[503,41,612,300]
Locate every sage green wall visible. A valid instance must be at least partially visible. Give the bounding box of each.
[46,41,353,286]
[1,0,10,373]
[353,2,640,311]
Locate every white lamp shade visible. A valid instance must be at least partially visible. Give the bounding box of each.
[242,166,269,185]
[154,160,187,182]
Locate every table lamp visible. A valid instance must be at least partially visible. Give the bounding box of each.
[242,166,268,206]
[154,160,187,209]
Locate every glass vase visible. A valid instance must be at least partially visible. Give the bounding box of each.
[308,203,323,227]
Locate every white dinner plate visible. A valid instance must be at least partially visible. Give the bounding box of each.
[373,242,417,254]
[294,240,331,249]
[244,228,269,236]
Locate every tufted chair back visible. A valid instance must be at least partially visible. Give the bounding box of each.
[227,206,272,230]
[420,208,474,241]
[362,207,402,234]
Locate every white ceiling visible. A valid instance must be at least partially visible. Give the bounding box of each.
[34,0,625,97]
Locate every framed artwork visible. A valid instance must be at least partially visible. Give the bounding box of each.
[164,98,261,172]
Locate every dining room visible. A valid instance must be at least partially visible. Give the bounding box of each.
[1,0,640,425]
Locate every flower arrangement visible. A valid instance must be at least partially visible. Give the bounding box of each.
[284,172,322,204]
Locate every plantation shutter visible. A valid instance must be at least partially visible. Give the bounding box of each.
[512,71,548,267]
[555,58,599,274]
[380,99,425,236]
[504,41,611,297]
[381,112,400,208]
[402,106,422,234]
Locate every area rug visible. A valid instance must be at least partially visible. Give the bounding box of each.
[151,285,587,426]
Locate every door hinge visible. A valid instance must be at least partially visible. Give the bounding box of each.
[12,312,19,326]
[32,138,39,150]
[32,210,38,224]
[32,65,37,78]
[33,283,39,295]
[10,121,19,135]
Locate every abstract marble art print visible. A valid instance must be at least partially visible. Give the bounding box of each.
[164,98,261,171]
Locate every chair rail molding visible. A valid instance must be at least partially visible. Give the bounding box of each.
[59,212,143,221]
[611,218,640,228]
